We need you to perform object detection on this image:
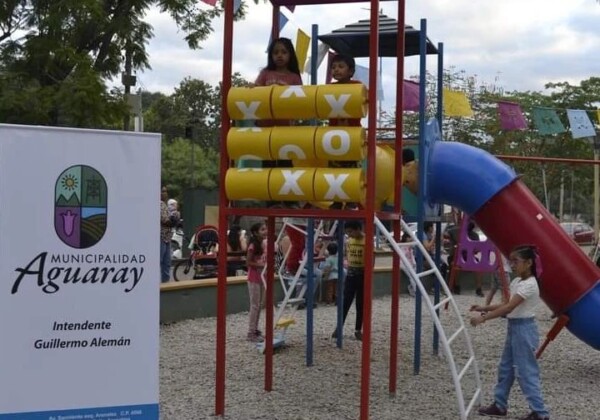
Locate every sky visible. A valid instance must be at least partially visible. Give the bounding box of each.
[137,0,600,112]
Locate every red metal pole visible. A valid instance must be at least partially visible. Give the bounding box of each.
[359,2,379,420]
[388,0,406,396]
[264,217,275,390]
[497,154,600,165]
[215,0,234,415]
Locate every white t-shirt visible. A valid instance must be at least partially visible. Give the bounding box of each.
[507,276,541,319]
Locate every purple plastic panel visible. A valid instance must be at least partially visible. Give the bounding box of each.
[455,215,499,273]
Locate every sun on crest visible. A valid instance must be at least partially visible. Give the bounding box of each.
[61,174,78,191]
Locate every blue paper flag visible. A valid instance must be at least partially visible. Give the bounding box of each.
[566,109,595,139]
[266,12,289,51]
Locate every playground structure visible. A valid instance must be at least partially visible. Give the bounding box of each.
[213,1,600,419]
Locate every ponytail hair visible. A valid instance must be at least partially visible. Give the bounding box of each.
[511,244,543,280]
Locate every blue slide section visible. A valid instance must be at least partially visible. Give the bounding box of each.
[564,281,600,349]
[425,123,517,214]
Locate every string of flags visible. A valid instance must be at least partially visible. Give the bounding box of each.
[443,88,599,139]
[202,1,598,138]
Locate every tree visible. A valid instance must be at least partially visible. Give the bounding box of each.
[0,0,251,127]
[161,137,219,201]
[149,73,251,200]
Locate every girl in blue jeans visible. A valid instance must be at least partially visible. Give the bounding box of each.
[470,245,550,420]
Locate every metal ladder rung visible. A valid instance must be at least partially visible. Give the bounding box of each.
[458,356,475,382]
[374,216,482,420]
[417,268,437,278]
[465,388,482,416]
[433,296,452,311]
[447,325,465,346]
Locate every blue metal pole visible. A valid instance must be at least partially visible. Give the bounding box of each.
[310,24,318,85]
[432,42,444,356]
[414,17,428,376]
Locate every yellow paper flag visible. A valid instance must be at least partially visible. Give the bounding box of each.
[295,29,310,74]
[443,88,473,117]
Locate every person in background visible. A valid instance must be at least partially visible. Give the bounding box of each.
[246,222,268,343]
[484,253,512,306]
[445,221,484,296]
[332,220,366,341]
[470,245,550,420]
[227,224,247,276]
[167,198,181,228]
[399,232,417,297]
[319,242,344,304]
[160,186,173,283]
[422,221,437,294]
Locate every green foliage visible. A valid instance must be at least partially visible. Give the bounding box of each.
[0,0,251,127]
[149,73,250,204]
[161,137,219,201]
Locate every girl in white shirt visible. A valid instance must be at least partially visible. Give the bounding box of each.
[470,245,550,420]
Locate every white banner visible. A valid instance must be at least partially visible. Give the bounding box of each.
[0,125,160,419]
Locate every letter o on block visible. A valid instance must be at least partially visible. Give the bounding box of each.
[315,84,367,120]
[269,168,316,202]
[271,85,318,120]
[315,126,366,161]
[227,87,273,120]
[227,127,272,160]
[225,169,272,200]
[270,126,316,161]
[313,168,364,203]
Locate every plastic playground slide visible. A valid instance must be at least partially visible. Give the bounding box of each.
[424,121,600,351]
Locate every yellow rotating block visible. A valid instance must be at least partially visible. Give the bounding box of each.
[227,127,272,160]
[269,168,316,202]
[315,84,367,120]
[270,126,316,161]
[314,126,366,161]
[225,168,272,200]
[313,168,364,203]
[271,85,318,120]
[227,87,273,120]
[374,145,395,206]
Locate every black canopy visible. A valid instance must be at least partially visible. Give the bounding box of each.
[318,15,438,57]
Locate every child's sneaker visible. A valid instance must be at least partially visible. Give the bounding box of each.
[354,330,362,341]
[478,403,507,417]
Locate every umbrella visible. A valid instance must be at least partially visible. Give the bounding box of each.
[318,15,438,57]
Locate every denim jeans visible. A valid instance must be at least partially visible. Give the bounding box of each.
[494,317,549,417]
[160,241,171,283]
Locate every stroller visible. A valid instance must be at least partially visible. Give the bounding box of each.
[172,225,219,281]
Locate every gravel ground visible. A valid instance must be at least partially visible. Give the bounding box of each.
[160,294,599,420]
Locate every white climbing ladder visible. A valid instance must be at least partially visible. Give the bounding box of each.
[257,219,337,352]
[374,217,482,420]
